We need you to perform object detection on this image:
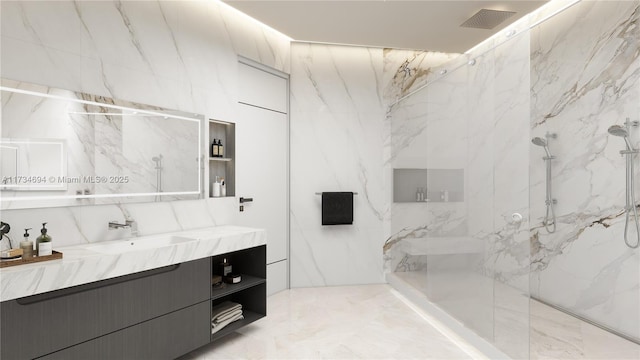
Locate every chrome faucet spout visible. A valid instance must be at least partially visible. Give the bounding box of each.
[108,219,138,237]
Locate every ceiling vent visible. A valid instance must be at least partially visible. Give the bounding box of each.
[460,9,516,30]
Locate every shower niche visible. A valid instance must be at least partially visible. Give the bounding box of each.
[393,168,464,203]
[208,119,235,198]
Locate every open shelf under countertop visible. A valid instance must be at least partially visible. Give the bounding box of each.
[211,274,265,300]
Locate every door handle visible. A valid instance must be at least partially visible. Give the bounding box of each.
[239,197,253,204]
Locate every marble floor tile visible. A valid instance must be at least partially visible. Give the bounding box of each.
[530,300,640,360]
[393,270,640,360]
[178,284,472,360]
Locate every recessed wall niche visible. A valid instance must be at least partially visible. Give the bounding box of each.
[393,168,464,203]
[208,119,235,198]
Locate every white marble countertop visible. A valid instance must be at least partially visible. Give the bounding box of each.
[0,225,266,302]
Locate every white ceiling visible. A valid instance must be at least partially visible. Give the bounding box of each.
[222,0,548,53]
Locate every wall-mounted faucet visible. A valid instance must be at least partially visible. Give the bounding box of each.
[108,219,138,237]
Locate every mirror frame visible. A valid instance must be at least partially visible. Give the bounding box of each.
[0,82,204,208]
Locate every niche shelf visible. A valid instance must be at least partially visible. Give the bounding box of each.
[208,119,235,198]
[393,168,464,203]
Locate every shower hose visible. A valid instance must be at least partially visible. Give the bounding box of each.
[624,154,639,248]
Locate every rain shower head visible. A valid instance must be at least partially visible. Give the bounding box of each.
[608,125,634,151]
[532,137,552,158]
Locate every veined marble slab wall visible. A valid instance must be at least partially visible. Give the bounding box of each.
[384,32,531,359]
[386,0,640,346]
[530,0,640,340]
[290,42,455,287]
[1,0,289,117]
[0,0,289,246]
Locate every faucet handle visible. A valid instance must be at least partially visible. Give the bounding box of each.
[126,219,139,236]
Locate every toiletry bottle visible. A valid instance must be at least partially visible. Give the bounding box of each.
[20,228,33,260]
[211,139,219,157]
[36,223,52,256]
[212,176,221,197]
[443,190,449,202]
[218,139,224,158]
[416,188,421,202]
[218,258,232,276]
[220,178,226,197]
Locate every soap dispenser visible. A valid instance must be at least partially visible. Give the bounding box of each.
[211,139,219,157]
[36,223,52,256]
[20,228,33,260]
[217,139,224,158]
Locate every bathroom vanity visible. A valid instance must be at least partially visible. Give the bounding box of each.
[0,226,266,360]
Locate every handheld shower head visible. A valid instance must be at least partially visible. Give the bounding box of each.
[152,154,163,170]
[608,125,628,137]
[531,137,547,147]
[532,137,552,158]
[608,125,634,151]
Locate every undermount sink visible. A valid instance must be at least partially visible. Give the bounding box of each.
[85,235,196,254]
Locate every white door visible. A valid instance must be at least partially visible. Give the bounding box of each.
[235,61,289,295]
[235,104,288,264]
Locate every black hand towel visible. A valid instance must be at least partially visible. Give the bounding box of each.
[322,192,354,225]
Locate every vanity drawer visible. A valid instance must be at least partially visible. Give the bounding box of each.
[0,257,210,360]
[40,300,210,360]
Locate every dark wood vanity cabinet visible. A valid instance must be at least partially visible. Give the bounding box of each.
[0,245,267,360]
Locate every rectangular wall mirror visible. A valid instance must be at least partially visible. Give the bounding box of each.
[0,80,203,209]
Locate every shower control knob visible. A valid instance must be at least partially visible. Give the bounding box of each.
[511,213,523,224]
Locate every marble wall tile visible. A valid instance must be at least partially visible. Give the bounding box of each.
[385,62,470,275]
[0,0,291,247]
[483,32,532,292]
[529,0,640,340]
[290,43,458,287]
[1,0,290,117]
[170,199,216,230]
[384,13,532,360]
[0,197,239,253]
[386,0,640,344]
[1,36,83,91]
[382,49,458,104]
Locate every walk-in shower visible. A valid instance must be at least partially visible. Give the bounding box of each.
[532,134,557,233]
[608,120,640,249]
[384,0,640,357]
[152,154,163,201]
